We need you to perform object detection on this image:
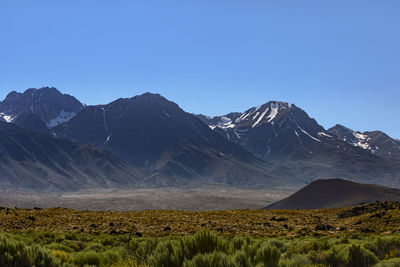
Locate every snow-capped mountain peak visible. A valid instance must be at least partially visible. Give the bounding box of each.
[0,87,84,130]
[328,124,374,151]
[205,101,294,131]
[236,101,292,127]
[328,124,400,160]
[195,100,333,160]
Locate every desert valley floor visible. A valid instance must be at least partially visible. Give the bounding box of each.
[0,186,294,211]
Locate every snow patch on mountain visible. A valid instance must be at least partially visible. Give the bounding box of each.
[354,132,367,140]
[211,116,236,130]
[300,128,321,142]
[220,116,232,124]
[349,132,373,151]
[252,108,269,128]
[355,141,370,150]
[47,111,77,127]
[318,132,333,138]
[100,107,108,132]
[105,134,111,144]
[266,103,279,122]
[0,113,17,123]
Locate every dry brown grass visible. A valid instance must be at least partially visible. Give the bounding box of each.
[0,202,399,237]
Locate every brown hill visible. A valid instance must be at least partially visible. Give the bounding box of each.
[265,179,400,209]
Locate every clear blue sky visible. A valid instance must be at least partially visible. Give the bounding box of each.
[0,1,399,138]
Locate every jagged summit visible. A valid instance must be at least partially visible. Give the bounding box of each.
[199,101,295,130]
[0,87,84,128]
[329,124,400,160]
[236,101,294,127]
[195,100,331,160]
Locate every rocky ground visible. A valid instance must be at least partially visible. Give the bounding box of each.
[1,201,399,237]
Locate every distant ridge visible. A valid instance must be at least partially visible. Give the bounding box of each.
[264,179,400,210]
[329,124,400,161]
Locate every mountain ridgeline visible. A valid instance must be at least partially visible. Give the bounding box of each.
[328,124,400,160]
[1,87,400,192]
[53,93,277,186]
[196,102,400,187]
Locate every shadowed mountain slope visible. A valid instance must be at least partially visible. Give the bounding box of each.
[54,93,281,187]
[0,122,144,191]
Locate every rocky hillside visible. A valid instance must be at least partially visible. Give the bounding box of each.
[0,122,144,191]
[329,124,400,160]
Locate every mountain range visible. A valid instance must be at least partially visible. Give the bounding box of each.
[52,93,279,187]
[1,87,400,191]
[196,102,400,186]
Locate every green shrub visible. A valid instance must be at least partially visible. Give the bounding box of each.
[265,239,286,253]
[278,254,311,267]
[147,239,185,267]
[345,244,378,267]
[366,236,400,260]
[255,244,280,267]
[284,238,329,258]
[0,234,60,267]
[73,251,101,266]
[186,229,219,257]
[105,248,128,265]
[233,250,252,267]
[132,239,158,262]
[231,236,251,252]
[307,250,329,265]
[183,251,236,267]
[46,242,74,253]
[85,242,105,253]
[376,257,400,267]
[64,232,78,241]
[67,241,82,252]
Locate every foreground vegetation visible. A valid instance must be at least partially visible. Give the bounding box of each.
[2,229,400,266]
[0,201,400,266]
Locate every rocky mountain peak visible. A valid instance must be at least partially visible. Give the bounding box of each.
[328,124,400,160]
[0,87,84,127]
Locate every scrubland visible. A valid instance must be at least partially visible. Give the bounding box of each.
[1,201,400,266]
